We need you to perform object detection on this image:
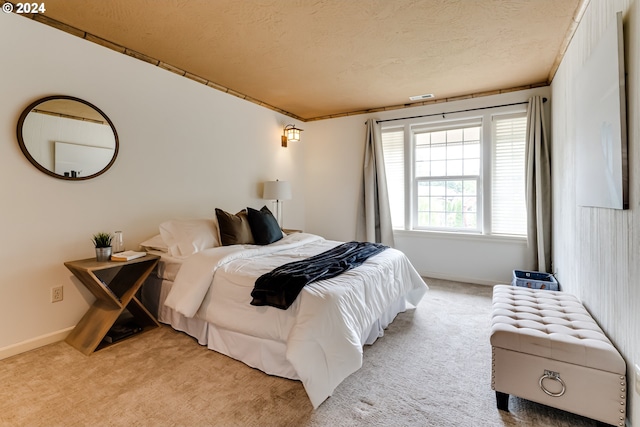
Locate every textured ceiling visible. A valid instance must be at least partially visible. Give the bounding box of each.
[25,0,584,120]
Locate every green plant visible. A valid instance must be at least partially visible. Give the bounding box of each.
[91,232,113,248]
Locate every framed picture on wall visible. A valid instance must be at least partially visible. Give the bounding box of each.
[574,11,628,210]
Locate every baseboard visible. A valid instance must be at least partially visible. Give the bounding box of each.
[0,327,74,360]
[419,271,505,287]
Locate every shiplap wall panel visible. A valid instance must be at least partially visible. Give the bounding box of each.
[551,0,638,425]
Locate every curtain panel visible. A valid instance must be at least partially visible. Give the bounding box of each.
[356,119,395,247]
[525,96,552,273]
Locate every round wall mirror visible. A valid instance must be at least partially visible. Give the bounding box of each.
[17,95,119,180]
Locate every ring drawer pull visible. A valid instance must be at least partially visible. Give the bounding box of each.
[539,370,566,397]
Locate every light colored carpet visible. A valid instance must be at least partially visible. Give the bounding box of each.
[0,278,598,426]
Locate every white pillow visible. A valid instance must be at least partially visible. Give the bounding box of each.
[139,234,169,253]
[159,218,220,258]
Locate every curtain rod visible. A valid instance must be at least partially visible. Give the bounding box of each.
[374,97,547,124]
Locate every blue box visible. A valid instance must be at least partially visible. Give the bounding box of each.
[512,270,559,291]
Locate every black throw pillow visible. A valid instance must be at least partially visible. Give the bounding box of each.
[247,206,283,245]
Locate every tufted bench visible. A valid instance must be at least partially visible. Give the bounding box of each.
[491,285,626,426]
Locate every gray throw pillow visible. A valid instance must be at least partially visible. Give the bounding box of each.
[215,208,255,246]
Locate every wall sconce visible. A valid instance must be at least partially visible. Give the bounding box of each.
[281,124,303,147]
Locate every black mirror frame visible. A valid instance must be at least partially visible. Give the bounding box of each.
[16,95,119,181]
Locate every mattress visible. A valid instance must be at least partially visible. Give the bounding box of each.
[141,244,406,352]
[147,250,183,281]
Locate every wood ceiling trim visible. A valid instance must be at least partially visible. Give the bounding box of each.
[304,83,549,122]
[10,5,305,121]
[547,0,591,83]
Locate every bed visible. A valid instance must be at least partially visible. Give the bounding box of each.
[139,214,428,408]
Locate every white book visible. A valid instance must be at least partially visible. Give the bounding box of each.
[111,250,147,261]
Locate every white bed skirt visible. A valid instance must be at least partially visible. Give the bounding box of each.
[147,277,407,380]
[206,297,406,380]
[207,325,300,379]
[154,278,209,345]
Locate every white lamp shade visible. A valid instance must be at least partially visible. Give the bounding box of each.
[263,180,292,200]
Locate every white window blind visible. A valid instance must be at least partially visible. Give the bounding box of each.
[381,129,405,229]
[491,114,527,235]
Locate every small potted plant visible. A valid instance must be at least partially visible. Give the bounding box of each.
[92,232,113,262]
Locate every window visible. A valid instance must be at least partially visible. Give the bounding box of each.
[414,122,481,231]
[381,107,527,237]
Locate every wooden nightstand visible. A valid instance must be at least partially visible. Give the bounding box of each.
[64,254,160,355]
[282,228,302,234]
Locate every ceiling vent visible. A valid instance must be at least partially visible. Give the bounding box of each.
[409,94,435,101]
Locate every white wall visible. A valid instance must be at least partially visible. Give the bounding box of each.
[304,87,548,285]
[551,0,639,425]
[0,14,305,356]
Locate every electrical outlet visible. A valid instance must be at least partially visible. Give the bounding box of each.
[51,286,63,303]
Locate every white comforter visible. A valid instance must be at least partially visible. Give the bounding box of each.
[164,233,427,408]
